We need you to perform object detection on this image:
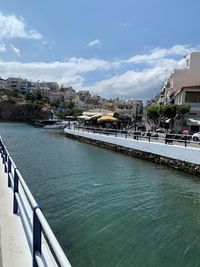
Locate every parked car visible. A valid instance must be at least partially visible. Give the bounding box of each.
[192,132,200,141]
[145,131,159,139]
[155,128,166,133]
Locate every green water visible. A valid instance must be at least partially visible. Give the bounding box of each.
[1,122,200,267]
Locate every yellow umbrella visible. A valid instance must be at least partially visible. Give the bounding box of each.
[98,115,118,122]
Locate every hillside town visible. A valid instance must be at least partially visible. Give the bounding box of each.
[0,51,200,135]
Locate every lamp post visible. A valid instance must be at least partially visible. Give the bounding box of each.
[134,102,139,131]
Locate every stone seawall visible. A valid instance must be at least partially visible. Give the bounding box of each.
[65,132,200,175]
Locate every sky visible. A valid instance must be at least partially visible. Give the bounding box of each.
[0,0,200,102]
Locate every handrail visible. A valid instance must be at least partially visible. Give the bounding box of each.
[0,138,72,267]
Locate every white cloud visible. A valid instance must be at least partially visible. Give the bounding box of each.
[0,57,116,88]
[83,68,166,98]
[82,44,200,98]
[120,22,128,27]
[0,43,6,52]
[0,12,42,40]
[87,39,101,47]
[10,44,21,57]
[0,44,199,100]
[126,45,196,64]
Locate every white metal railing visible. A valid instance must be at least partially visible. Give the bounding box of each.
[0,138,72,267]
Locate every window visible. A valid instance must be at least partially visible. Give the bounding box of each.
[185,91,200,103]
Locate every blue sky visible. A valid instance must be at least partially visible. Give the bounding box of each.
[0,0,200,101]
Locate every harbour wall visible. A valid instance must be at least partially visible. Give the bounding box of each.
[64,128,200,175]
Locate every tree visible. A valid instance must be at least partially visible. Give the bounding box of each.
[160,104,177,131]
[68,101,75,110]
[176,104,190,118]
[160,104,177,119]
[146,105,160,124]
[147,104,191,131]
[71,108,83,117]
[113,112,120,119]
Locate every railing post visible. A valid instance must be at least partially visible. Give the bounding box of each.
[4,150,8,173]
[13,168,19,214]
[184,139,187,147]
[33,206,42,267]
[7,156,11,187]
[0,139,3,157]
[2,146,5,163]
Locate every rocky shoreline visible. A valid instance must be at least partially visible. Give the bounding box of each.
[0,99,51,121]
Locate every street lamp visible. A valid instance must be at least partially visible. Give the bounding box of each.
[134,102,139,131]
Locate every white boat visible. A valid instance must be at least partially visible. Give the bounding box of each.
[43,121,69,129]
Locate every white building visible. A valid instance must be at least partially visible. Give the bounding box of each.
[6,77,31,91]
[154,52,200,133]
[164,52,200,104]
[175,85,200,133]
[0,78,7,90]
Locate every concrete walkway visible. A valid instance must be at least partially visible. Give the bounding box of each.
[65,128,200,165]
[0,160,31,267]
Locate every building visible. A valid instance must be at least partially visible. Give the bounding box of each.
[5,77,33,92]
[78,90,91,102]
[6,77,24,91]
[0,78,7,90]
[46,92,64,103]
[164,52,200,104]
[153,52,200,133]
[174,85,200,133]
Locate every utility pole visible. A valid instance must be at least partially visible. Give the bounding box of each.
[134,102,139,131]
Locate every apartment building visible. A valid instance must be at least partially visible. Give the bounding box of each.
[164,52,200,104]
[175,85,200,133]
[78,90,91,102]
[154,52,200,133]
[0,78,7,90]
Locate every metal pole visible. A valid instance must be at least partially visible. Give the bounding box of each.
[7,156,11,187]
[2,146,5,164]
[4,150,7,173]
[13,168,19,214]
[0,139,3,157]
[33,206,42,267]
[184,138,187,147]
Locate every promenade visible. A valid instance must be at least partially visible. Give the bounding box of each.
[0,158,31,267]
[64,128,200,174]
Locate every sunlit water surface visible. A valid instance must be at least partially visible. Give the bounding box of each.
[1,122,200,267]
